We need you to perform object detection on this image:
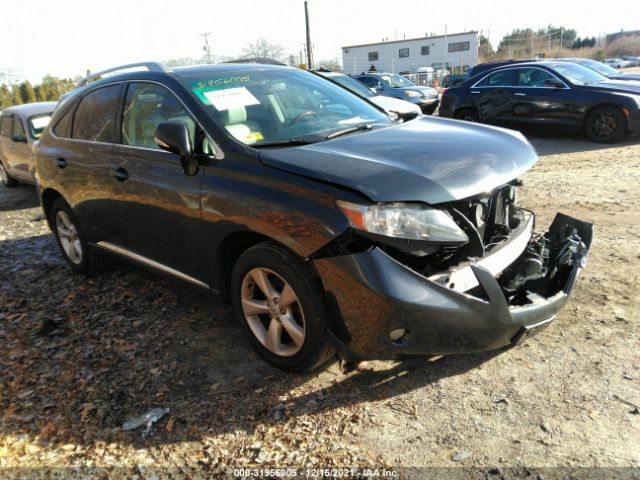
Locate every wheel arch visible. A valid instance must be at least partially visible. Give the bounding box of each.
[41,188,64,228]
[583,103,628,130]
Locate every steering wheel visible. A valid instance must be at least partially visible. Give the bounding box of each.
[289,110,318,125]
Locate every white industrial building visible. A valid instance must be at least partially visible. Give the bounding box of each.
[341,31,478,75]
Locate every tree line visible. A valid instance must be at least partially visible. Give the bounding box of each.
[0,76,76,110]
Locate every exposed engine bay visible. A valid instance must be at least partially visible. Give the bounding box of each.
[313,183,591,309]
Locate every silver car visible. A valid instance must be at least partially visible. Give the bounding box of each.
[0,102,56,187]
[317,70,421,121]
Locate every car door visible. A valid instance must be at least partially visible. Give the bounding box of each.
[2,115,31,180]
[38,83,122,242]
[508,67,581,128]
[468,69,518,124]
[106,81,209,284]
[0,115,14,173]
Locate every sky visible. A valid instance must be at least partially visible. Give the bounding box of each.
[1,0,637,83]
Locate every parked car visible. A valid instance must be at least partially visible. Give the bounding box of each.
[352,72,440,114]
[36,62,591,372]
[315,70,421,121]
[439,61,640,143]
[622,56,640,67]
[554,57,640,82]
[0,102,56,187]
[604,58,631,68]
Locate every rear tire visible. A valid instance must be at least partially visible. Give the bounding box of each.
[0,161,18,188]
[230,241,333,372]
[50,197,106,274]
[454,108,479,122]
[585,106,626,143]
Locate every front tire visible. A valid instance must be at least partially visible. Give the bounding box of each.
[0,161,18,188]
[230,242,333,372]
[586,106,626,143]
[454,108,479,122]
[50,197,105,274]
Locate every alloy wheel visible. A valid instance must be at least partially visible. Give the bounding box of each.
[56,211,83,264]
[592,113,617,140]
[240,267,305,357]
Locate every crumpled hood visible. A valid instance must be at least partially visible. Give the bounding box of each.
[258,116,538,204]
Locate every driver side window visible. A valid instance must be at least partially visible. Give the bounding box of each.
[122,82,196,150]
[13,117,26,139]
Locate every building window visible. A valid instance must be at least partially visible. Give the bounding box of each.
[448,41,470,53]
[368,51,378,61]
[421,46,429,55]
[399,48,409,58]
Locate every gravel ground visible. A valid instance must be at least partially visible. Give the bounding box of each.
[1,131,639,479]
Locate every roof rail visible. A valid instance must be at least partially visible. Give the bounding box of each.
[77,62,169,87]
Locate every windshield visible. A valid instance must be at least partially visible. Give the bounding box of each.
[28,112,53,139]
[547,62,608,85]
[183,68,391,146]
[381,74,416,88]
[577,58,619,75]
[326,74,375,98]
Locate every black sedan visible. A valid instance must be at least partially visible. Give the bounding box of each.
[440,61,640,142]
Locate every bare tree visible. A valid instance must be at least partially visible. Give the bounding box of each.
[241,38,286,61]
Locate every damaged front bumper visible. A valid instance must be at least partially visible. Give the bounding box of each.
[314,212,592,359]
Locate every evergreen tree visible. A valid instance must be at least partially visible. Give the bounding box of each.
[0,84,12,109]
[11,84,23,105]
[19,80,37,104]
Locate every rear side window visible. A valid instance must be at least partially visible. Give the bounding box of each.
[0,116,12,137]
[121,82,196,150]
[72,84,121,142]
[358,76,383,89]
[477,70,517,87]
[13,117,25,138]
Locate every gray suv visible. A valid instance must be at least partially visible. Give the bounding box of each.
[354,72,439,114]
[0,102,56,187]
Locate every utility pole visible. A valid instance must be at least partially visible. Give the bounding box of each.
[201,32,212,64]
[560,27,564,49]
[444,25,448,70]
[304,1,314,69]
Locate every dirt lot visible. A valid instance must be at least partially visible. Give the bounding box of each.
[1,131,639,479]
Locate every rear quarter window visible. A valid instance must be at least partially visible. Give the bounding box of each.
[72,84,122,142]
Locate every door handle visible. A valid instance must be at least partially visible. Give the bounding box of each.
[111,167,129,182]
[55,158,67,169]
[8,144,16,150]
[514,92,527,96]
[470,91,480,94]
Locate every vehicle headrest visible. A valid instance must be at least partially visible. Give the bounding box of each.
[223,107,247,125]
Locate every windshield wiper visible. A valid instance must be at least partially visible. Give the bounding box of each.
[326,124,373,140]
[254,138,316,148]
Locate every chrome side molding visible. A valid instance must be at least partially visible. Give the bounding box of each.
[96,241,209,289]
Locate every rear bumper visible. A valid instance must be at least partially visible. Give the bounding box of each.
[314,213,592,359]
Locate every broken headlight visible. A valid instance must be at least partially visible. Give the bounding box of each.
[337,201,469,244]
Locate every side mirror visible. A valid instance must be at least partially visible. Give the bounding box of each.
[11,133,27,143]
[154,122,199,175]
[544,78,564,88]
